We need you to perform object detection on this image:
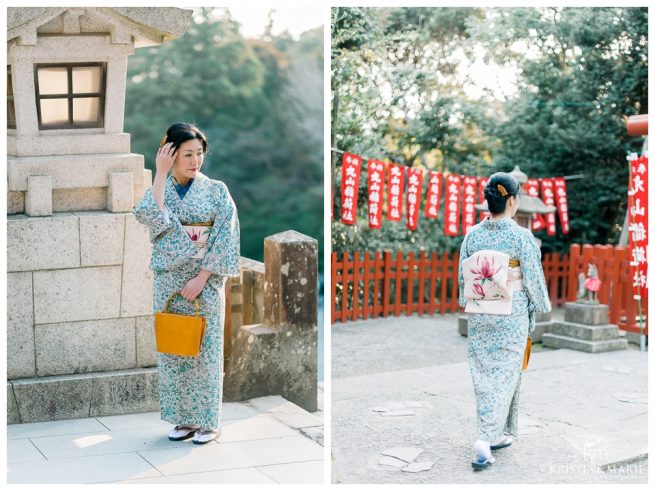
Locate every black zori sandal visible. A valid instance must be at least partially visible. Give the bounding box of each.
[168,425,199,441]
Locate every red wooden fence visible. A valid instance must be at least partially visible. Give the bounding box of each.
[331,244,647,335]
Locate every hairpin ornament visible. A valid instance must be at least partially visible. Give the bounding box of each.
[160,135,167,147]
[497,184,508,197]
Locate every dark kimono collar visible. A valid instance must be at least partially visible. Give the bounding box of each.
[481,216,516,230]
[171,176,194,199]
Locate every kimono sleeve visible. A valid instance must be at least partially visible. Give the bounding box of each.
[458,234,471,308]
[132,187,174,243]
[201,182,240,277]
[517,229,552,333]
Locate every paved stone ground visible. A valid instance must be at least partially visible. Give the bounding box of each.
[8,394,324,484]
[331,312,648,484]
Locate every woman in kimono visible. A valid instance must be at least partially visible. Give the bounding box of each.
[458,172,551,470]
[133,123,240,444]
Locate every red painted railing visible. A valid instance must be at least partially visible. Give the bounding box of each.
[332,244,647,335]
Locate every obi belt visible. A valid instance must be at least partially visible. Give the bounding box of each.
[462,250,522,315]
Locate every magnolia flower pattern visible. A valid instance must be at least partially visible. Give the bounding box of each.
[469,255,503,300]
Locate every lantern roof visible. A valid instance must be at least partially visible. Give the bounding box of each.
[476,165,558,215]
[7,7,192,47]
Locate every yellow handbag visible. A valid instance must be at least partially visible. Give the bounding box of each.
[522,336,532,370]
[155,291,206,357]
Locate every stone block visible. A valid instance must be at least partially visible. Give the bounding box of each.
[8,383,20,424]
[551,321,621,341]
[542,333,628,353]
[264,230,318,329]
[25,175,52,216]
[7,153,145,192]
[10,368,160,423]
[136,315,156,367]
[277,321,317,412]
[12,373,95,422]
[7,214,80,272]
[33,266,122,324]
[78,212,125,267]
[625,331,648,346]
[35,318,136,376]
[120,214,153,317]
[530,321,554,343]
[260,230,318,412]
[7,272,35,379]
[241,260,265,326]
[108,171,134,212]
[7,132,131,157]
[133,168,152,204]
[8,191,25,214]
[53,187,106,212]
[564,302,609,325]
[225,324,279,402]
[89,368,159,417]
[457,315,468,336]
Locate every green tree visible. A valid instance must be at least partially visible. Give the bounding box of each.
[125,7,323,265]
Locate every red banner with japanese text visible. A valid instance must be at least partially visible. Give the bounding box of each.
[628,154,648,300]
[444,174,461,236]
[478,177,490,222]
[367,160,385,229]
[406,168,423,230]
[425,171,442,219]
[540,178,556,236]
[462,176,477,234]
[387,163,404,222]
[553,177,570,234]
[340,153,361,225]
[526,178,546,231]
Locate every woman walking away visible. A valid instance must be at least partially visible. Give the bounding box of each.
[133,122,240,444]
[458,171,551,470]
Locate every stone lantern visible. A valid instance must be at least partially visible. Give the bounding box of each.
[7,7,193,423]
[475,165,557,246]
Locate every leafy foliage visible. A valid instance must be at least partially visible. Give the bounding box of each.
[331,7,647,254]
[125,7,323,265]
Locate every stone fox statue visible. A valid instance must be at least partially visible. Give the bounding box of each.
[577,263,601,303]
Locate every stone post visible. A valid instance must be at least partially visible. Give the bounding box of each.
[264,231,318,410]
[224,230,318,412]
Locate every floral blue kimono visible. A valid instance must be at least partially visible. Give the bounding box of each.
[458,216,551,443]
[133,172,240,430]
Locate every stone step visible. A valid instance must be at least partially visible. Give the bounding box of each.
[542,333,628,353]
[551,321,621,341]
[8,368,160,424]
[564,302,609,325]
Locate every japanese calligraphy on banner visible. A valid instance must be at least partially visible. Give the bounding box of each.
[553,177,570,234]
[444,174,461,236]
[462,176,477,234]
[425,171,442,219]
[478,177,490,222]
[367,160,385,229]
[406,168,423,230]
[527,178,546,231]
[540,178,556,236]
[628,154,648,300]
[387,163,405,221]
[340,152,361,225]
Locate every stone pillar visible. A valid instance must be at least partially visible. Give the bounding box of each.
[25,175,52,216]
[225,230,318,412]
[264,231,318,411]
